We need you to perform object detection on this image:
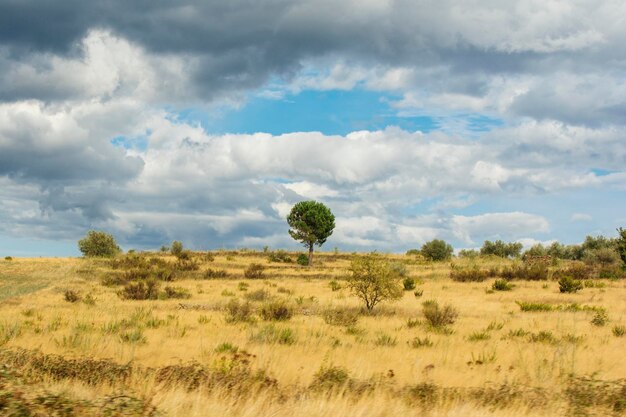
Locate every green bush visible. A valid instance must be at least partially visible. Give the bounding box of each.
[420,239,453,261]
[492,279,513,291]
[422,300,458,328]
[244,263,265,279]
[591,311,609,326]
[78,230,121,257]
[260,299,293,321]
[170,240,183,256]
[4,256,12,261]
[559,276,583,293]
[296,254,309,266]
[403,277,416,290]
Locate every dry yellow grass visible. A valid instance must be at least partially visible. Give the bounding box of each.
[1,252,625,416]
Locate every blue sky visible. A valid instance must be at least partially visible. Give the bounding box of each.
[1,1,625,256]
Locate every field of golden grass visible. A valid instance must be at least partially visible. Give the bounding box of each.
[0,251,624,416]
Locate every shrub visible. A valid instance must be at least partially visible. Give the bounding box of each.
[267,250,292,263]
[224,299,254,323]
[64,290,81,303]
[500,263,549,281]
[204,268,229,279]
[559,276,583,293]
[528,330,556,344]
[78,230,121,257]
[296,254,309,266]
[450,265,489,282]
[553,263,594,281]
[390,262,408,277]
[346,253,403,312]
[591,311,609,327]
[612,325,625,337]
[582,247,621,268]
[458,249,479,258]
[329,280,342,291]
[260,300,293,321]
[118,279,160,300]
[323,307,359,326]
[403,277,416,290]
[422,300,458,328]
[162,286,192,299]
[492,279,512,291]
[174,258,199,271]
[170,240,183,256]
[420,239,453,261]
[414,289,423,297]
[4,256,12,261]
[244,263,265,279]
[244,289,271,302]
[310,365,349,391]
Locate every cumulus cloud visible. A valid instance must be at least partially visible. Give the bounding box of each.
[1,1,625,252]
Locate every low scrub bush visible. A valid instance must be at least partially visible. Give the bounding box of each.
[500,263,549,281]
[174,258,199,272]
[527,330,556,344]
[450,265,489,282]
[204,268,229,279]
[244,289,271,302]
[328,280,342,291]
[244,263,265,279]
[267,250,292,263]
[591,310,609,326]
[64,289,81,303]
[403,277,416,290]
[422,300,458,328]
[612,325,625,337]
[118,280,160,300]
[492,279,513,291]
[296,254,309,266]
[323,307,359,326]
[224,299,254,323]
[559,276,583,293]
[310,365,349,391]
[259,299,293,321]
[162,286,192,299]
[553,263,594,281]
[4,256,12,261]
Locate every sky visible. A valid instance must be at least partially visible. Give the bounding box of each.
[1,0,625,256]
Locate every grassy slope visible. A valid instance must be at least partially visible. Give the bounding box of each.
[0,253,624,417]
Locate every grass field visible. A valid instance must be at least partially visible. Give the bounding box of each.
[0,251,624,416]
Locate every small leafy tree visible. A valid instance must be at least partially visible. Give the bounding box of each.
[480,240,523,258]
[287,201,335,266]
[170,241,183,257]
[420,239,453,261]
[346,253,403,312]
[78,230,121,258]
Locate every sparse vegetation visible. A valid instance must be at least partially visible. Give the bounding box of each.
[244,263,265,279]
[1,247,624,417]
[346,253,403,312]
[559,276,583,293]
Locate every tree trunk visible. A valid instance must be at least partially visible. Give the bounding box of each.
[308,242,314,266]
